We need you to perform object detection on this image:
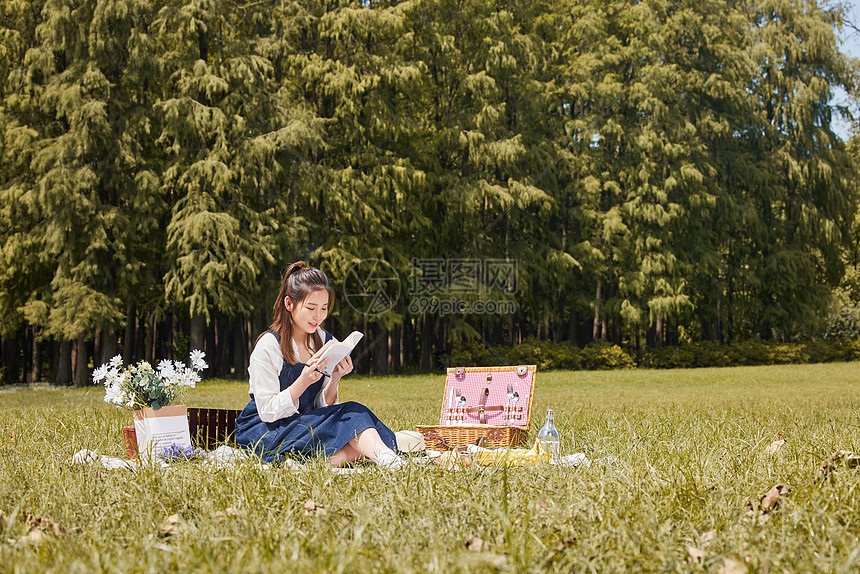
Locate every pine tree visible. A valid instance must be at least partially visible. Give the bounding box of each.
[153,0,279,354]
[1,0,160,384]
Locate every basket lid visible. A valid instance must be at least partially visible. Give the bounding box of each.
[439,365,536,427]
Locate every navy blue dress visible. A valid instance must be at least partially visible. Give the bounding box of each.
[234,331,398,463]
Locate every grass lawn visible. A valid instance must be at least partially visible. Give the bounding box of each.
[1,362,859,572]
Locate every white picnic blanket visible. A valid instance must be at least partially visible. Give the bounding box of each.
[71,446,595,471]
[70,446,295,470]
[70,446,374,473]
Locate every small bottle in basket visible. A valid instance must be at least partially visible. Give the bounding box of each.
[536,409,560,463]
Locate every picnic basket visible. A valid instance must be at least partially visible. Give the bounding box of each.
[416,365,536,451]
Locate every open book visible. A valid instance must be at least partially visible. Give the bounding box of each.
[310,331,363,376]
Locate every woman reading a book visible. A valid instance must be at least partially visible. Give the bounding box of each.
[235,261,404,469]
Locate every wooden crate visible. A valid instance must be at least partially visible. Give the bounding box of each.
[417,365,536,451]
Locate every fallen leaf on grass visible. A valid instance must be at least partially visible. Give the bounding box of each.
[760,484,789,511]
[22,512,66,539]
[14,512,66,544]
[466,535,483,552]
[215,508,241,520]
[718,557,747,574]
[303,499,327,516]
[532,497,549,519]
[687,547,706,564]
[158,514,181,536]
[765,439,785,455]
[814,450,860,482]
[700,530,716,546]
[746,483,790,524]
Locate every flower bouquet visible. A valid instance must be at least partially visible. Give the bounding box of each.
[94,351,208,461]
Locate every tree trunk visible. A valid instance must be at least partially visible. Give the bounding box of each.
[190,312,205,355]
[2,335,19,384]
[390,323,401,373]
[209,315,222,377]
[144,313,155,364]
[420,313,433,372]
[56,340,72,386]
[124,303,136,362]
[30,327,41,383]
[403,317,414,368]
[592,279,602,343]
[655,313,664,347]
[355,317,370,374]
[100,330,117,365]
[74,335,90,387]
[49,339,58,384]
[233,317,249,378]
[22,328,32,384]
[375,325,389,376]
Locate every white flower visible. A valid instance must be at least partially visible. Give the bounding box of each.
[189,350,208,371]
[158,360,176,384]
[188,370,201,388]
[175,368,191,387]
[92,364,109,385]
[109,355,123,368]
[104,383,122,405]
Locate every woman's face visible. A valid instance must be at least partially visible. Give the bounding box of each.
[287,289,329,336]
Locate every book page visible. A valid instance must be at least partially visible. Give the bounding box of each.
[312,331,363,375]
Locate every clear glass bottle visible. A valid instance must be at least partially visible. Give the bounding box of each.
[536,409,560,462]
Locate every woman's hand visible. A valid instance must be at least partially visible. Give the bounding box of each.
[298,356,329,387]
[323,355,352,406]
[331,355,353,383]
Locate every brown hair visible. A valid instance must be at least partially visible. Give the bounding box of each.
[267,261,333,364]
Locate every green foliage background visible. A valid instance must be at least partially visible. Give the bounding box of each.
[1,0,859,383]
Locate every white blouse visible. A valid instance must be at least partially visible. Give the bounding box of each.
[247,329,338,423]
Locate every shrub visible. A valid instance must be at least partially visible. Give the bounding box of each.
[803,338,860,363]
[450,339,634,371]
[449,337,860,371]
[578,343,636,370]
[824,301,860,340]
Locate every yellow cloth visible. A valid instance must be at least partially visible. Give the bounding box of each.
[467,440,552,467]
